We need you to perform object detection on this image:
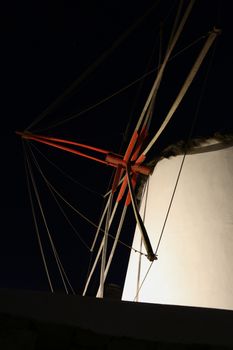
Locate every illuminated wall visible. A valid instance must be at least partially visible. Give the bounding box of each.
[122,139,233,310]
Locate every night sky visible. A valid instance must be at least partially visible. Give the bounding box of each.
[2,1,233,296]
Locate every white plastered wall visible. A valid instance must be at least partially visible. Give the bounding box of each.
[122,141,233,310]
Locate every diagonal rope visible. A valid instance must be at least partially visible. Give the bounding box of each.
[134,35,218,302]
[28,142,146,257]
[155,155,186,256]
[134,152,186,301]
[25,1,161,132]
[28,144,92,251]
[84,194,118,296]
[136,177,150,301]
[138,28,220,160]
[134,0,195,134]
[99,192,113,297]
[24,142,72,294]
[23,142,54,293]
[32,33,207,134]
[167,0,184,50]
[142,0,185,135]
[96,204,128,297]
[31,143,104,198]
[37,173,103,230]
[37,172,146,256]
[90,194,112,251]
[134,261,154,301]
[53,253,76,295]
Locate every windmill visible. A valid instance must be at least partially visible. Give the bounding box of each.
[16,1,230,309]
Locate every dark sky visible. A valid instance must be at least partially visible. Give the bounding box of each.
[1,1,233,296]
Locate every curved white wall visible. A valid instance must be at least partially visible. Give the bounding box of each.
[123,140,233,310]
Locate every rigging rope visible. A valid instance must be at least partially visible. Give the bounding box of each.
[90,194,112,251]
[99,192,113,297]
[24,142,74,294]
[21,25,209,298]
[28,144,92,251]
[167,0,184,50]
[134,150,187,300]
[136,177,150,301]
[18,2,219,297]
[28,142,146,257]
[31,34,207,134]
[52,247,76,295]
[134,0,195,134]
[25,1,161,132]
[133,36,218,302]
[134,261,154,302]
[41,173,146,256]
[96,204,128,297]
[31,143,104,198]
[138,28,220,160]
[23,144,54,293]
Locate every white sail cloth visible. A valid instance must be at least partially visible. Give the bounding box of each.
[123,139,233,310]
